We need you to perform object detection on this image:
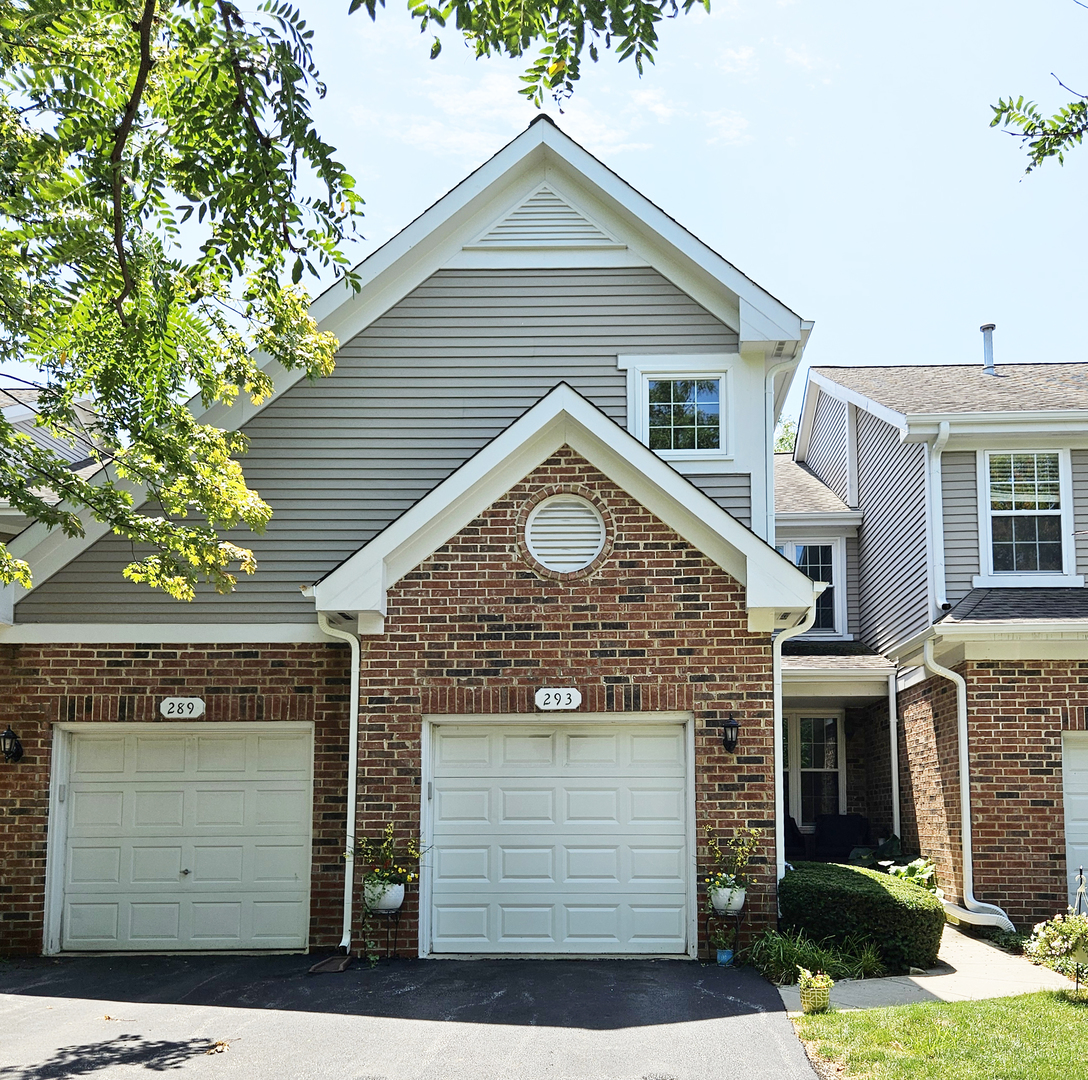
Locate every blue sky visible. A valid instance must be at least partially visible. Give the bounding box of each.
[299,0,1088,420]
[3,1,1085,422]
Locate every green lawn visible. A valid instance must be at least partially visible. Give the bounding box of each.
[796,991,1087,1080]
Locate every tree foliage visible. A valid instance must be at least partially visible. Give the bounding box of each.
[991,4,1088,172]
[352,0,709,107]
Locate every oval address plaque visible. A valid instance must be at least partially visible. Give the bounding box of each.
[535,687,582,711]
[159,697,206,718]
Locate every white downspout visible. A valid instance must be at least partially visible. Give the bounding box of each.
[887,672,901,838]
[765,358,799,546]
[922,638,1014,931]
[774,587,823,882]
[317,613,362,953]
[929,421,951,611]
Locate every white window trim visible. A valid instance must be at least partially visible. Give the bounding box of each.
[776,537,850,638]
[784,710,847,833]
[617,354,735,462]
[973,448,1083,588]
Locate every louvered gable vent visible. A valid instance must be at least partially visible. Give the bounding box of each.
[526,495,606,572]
[473,186,619,248]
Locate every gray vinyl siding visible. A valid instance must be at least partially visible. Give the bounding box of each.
[855,409,930,653]
[1074,450,1088,578]
[686,474,751,527]
[846,534,860,636]
[941,451,979,604]
[806,393,849,504]
[18,267,739,623]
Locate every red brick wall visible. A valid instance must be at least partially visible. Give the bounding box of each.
[0,643,351,955]
[356,448,775,955]
[897,659,1088,928]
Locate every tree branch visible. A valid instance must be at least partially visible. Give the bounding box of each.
[110,0,158,322]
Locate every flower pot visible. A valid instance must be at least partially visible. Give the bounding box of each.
[716,948,734,967]
[363,879,404,912]
[710,885,746,913]
[799,985,831,1014]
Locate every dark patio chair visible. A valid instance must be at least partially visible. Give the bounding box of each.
[814,813,870,862]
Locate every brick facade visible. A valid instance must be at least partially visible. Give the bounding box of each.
[356,448,776,955]
[0,642,351,955]
[0,447,777,958]
[896,659,1088,928]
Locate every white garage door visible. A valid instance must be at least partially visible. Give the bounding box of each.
[59,726,312,951]
[428,721,692,955]
[1063,733,1088,908]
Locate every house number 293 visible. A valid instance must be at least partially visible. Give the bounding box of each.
[535,688,582,710]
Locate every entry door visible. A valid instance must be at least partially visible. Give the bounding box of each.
[60,727,312,950]
[429,722,691,955]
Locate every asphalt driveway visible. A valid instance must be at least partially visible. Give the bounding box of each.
[0,954,815,1080]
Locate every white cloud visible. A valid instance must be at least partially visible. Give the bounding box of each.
[718,45,759,77]
[703,109,750,146]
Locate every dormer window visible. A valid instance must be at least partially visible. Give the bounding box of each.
[974,450,1083,588]
[618,354,734,461]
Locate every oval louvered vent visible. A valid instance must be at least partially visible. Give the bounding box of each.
[525,495,606,572]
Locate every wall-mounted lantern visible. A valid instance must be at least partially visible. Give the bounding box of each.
[721,714,740,754]
[1,726,23,763]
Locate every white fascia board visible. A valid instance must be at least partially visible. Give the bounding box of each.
[775,512,863,529]
[902,412,1088,444]
[806,371,908,433]
[0,622,328,644]
[936,621,1088,639]
[782,666,893,682]
[314,384,818,618]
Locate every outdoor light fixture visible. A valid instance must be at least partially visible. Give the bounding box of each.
[721,714,740,754]
[1,726,23,763]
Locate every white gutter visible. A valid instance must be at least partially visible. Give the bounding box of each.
[775,588,823,881]
[928,421,951,611]
[317,613,362,953]
[922,638,1014,931]
[765,358,800,545]
[887,672,901,838]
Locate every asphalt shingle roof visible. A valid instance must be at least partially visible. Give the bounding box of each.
[940,588,1088,625]
[812,363,1088,415]
[774,454,850,514]
[780,640,895,671]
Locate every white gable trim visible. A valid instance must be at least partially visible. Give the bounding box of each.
[9,118,806,603]
[313,384,817,630]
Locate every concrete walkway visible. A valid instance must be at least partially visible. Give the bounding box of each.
[778,924,1072,1011]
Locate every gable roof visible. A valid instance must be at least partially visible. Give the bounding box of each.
[314,383,819,633]
[811,363,1088,416]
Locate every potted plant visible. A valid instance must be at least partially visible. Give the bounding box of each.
[708,922,736,966]
[354,823,420,912]
[797,966,834,1014]
[703,824,762,913]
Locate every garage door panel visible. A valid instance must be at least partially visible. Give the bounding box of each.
[431,722,691,955]
[1063,734,1088,907]
[135,736,187,774]
[61,728,312,951]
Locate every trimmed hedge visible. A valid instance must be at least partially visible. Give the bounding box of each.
[778,862,945,972]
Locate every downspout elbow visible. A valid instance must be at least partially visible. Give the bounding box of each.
[922,638,1014,932]
[318,612,362,954]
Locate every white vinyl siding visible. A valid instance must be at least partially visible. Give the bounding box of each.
[941,451,980,604]
[18,267,738,624]
[806,395,850,505]
[426,721,692,956]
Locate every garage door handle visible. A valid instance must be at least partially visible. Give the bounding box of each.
[181,868,191,875]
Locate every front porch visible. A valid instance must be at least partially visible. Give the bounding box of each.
[781,641,899,864]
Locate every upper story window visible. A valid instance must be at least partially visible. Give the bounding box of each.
[776,538,846,636]
[618,354,733,461]
[974,449,1083,588]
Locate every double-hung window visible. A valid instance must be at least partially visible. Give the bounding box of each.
[775,538,846,635]
[975,450,1081,587]
[783,713,846,830]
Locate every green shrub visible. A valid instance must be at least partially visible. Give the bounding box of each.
[1025,912,1088,976]
[748,928,886,985]
[778,861,945,973]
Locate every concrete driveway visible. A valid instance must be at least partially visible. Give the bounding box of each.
[0,954,815,1080]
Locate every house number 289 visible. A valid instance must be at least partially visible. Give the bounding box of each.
[535,688,582,710]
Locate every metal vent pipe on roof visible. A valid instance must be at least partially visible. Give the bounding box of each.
[980,323,996,375]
